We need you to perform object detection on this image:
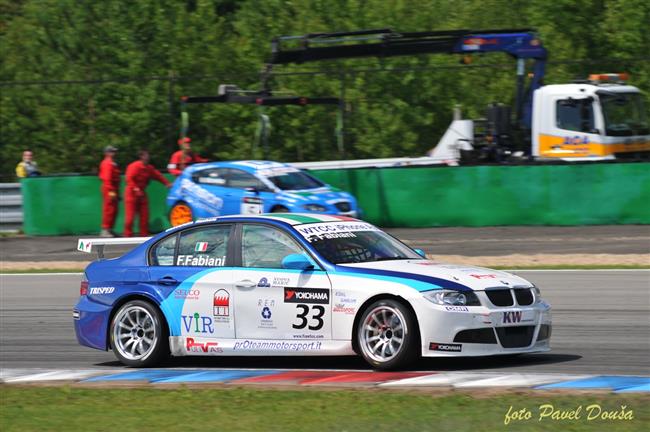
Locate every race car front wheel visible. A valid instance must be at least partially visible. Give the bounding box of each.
[170,202,193,226]
[356,299,419,370]
[271,205,289,213]
[110,300,168,367]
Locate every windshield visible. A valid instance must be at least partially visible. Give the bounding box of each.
[265,170,325,191]
[294,221,421,264]
[599,92,650,136]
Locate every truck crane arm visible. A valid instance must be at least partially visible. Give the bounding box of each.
[269,28,546,63]
[267,28,547,128]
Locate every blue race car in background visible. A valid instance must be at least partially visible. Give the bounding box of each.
[167,161,359,226]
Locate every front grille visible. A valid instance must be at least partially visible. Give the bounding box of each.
[334,202,351,212]
[486,289,514,306]
[514,288,534,306]
[495,326,535,348]
[454,328,497,344]
[486,288,534,307]
[538,324,552,341]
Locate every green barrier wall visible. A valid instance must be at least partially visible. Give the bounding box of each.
[311,163,650,227]
[22,175,172,235]
[21,163,650,235]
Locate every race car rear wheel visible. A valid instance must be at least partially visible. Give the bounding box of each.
[356,299,419,370]
[170,202,193,226]
[110,300,168,367]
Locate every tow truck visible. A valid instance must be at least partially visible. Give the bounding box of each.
[266,28,650,162]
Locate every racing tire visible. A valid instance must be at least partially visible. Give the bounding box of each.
[271,205,289,213]
[169,202,193,226]
[109,300,169,367]
[356,299,419,371]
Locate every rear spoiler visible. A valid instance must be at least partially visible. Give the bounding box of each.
[77,237,151,259]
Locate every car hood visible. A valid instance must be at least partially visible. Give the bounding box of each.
[337,259,533,291]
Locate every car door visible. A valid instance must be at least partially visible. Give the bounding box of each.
[184,168,231,217]
[148,224,236,342]
[225,169,270,215]
[233,223,332,341]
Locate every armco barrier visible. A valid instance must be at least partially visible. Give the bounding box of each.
[20,163,650,235]
[0,183,23,232]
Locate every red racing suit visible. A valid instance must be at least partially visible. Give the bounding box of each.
[98,156,121,230]
[124,160,171,237]
[167,150,208,176]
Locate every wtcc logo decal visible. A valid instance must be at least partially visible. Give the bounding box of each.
[257,277,271,288]
[284,287,329,304]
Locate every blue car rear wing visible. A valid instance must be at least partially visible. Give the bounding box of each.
[77,237,151,259]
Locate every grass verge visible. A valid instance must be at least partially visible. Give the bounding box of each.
[0,386,648,432]
[0,268,85,274]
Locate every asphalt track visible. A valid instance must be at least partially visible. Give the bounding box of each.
[1,271,648,375]
[2,225,649,261]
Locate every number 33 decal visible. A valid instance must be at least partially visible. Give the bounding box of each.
[293,305,325,330]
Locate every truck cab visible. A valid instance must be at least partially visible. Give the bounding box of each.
[532,75,650,160]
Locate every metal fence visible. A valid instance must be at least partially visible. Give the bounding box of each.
[0,183,23,232]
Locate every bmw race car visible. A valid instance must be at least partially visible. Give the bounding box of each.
[74,214,552,370]
[166,160,359,226]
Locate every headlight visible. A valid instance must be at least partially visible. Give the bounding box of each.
[533,286,542,302]
[423,290,481,306]
[303,204,327,212]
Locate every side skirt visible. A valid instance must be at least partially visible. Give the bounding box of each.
[170,336,355,357]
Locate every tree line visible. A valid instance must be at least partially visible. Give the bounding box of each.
[1,0,648,178]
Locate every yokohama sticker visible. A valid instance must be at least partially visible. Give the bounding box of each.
[429,342,462,352]
[284,287,329,304]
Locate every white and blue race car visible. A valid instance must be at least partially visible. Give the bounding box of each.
[167,160,359,226]
[74,214,552,370]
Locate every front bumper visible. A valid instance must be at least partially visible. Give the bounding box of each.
[414,296,552,357]
[288,204,358,217]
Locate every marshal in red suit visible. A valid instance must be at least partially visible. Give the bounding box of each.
[124,150,171,237]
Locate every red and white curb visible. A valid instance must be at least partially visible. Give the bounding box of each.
[2,368,648,392]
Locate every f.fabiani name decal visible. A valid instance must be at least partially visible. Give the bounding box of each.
[176,255,226,266]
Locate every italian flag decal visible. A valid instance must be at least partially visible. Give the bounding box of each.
[195,242,208,252]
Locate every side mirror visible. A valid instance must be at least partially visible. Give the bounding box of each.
[282,253,315,271]
[414,248,426,258]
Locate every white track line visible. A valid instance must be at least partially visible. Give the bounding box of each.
[380,372,592,388]
[452,373,593,388]
[507,269,649,272]
[1,369,111,383]
[380,372,488,387]
[0,273,83,276]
